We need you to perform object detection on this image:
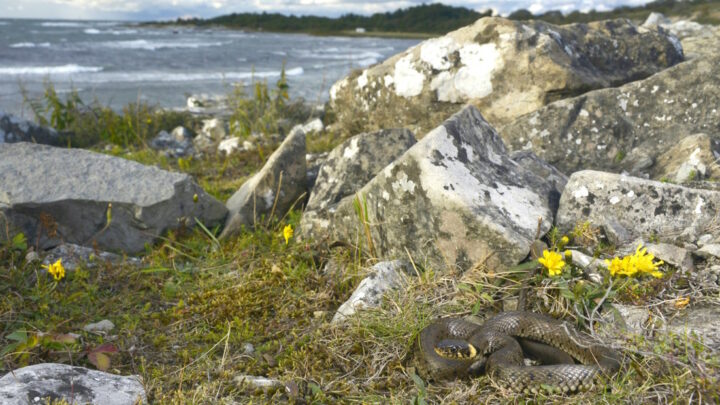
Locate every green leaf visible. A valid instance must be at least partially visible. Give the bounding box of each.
[11,233,27,251]
[6,330,28,342]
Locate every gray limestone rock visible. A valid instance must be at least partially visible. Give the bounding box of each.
[332,260,411,323]
[696,244,720,259]
[329,17,683,137]
[500,56,720,176]
[556,171,720,245]
[149,126,193,157]
[220,128,306,239]
[0,363,145,405]
[645,242,695,272]
[654,133,720,183]
[611,304,651,336]
[0,112,63,146]
[300,128,416,240]
[43,243,141,271]
[331,106,556,271]
[666,306,720,349]
[0,143,227,254]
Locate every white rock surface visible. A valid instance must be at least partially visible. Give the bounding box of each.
[0,363,145,405]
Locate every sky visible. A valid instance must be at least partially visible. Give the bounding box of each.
[0,0,655,21]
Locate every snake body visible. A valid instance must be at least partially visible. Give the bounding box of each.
[419,311,621,393]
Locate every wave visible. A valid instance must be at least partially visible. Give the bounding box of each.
[10,42,51,48]
[99,39,227,50]
[0,64,103,75]
[84,67,304,83]
[40,22,86,28]
[296,50,384,61]
[84,28,138,35]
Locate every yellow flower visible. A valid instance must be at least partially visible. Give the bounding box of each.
[539,250,565,277]
[42,259,65,281]
[558,235,570,249]
[283,224,294,245]
[605,244,663,278]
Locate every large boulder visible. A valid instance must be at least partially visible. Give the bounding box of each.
[0,112,62,145]
[0,363,145,405]
[300,128,416,240]
[500,56,720,176]
[642,13,720,60]
[556,171,720,245]
[330,106,555,271]
[329,17,683,137]
[220,127,306,239]
[0,143,227,254]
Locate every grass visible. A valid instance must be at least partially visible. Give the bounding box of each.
[2,73,719,404]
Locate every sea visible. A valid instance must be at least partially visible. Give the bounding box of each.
[0,19,420,116]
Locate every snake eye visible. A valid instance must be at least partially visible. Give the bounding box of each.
[434,339,477,359]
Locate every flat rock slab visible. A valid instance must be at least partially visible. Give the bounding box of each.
[0,363,145,405]
[332,260,411,323]
[43,243,141,271]
[556,171,720,245]
[501,56,720,176]
[329,17,682,137]
[0,143,227,254]
[331,106,555,271]
[300,128,416,240]
[666,306,720,349]
[220,127,306,239]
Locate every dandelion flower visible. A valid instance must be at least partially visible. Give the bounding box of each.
[42,259,65,281]
[283,224,294,245]
[539,250,565,277]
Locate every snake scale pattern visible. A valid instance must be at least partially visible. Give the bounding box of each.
[418,311,622,393]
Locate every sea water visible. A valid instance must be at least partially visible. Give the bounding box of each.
[0,19,420,116]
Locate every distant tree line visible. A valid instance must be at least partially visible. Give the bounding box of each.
[162,0,719,35]
[508,0,720,25]
[171,4,490,34]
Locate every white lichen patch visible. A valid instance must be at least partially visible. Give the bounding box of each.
[383,74,394,87]
[420,37,459,70]
[343,138,360,159]
[415,126,547,237]
[262,190,274,208]
[573,186,589,199]
[609,195,621,205]
[329,77,348,101]
[695,197,705,214]
[391,171,417,195]
[430,43,500,103]
[393,55,425,98]
[357,70,368,90]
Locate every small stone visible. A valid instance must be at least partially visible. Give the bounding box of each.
[83,319,115,333]
[645,243,695,272]
[566,250,604,283]
[25,251,39,263]
[242,343,254,355]
[695,244,720,259]
[697,234,714,247]
[235,375,283,390]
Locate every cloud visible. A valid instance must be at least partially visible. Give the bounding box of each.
[0,0,655,20]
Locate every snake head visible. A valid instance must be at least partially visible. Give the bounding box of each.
[434,339,478,360]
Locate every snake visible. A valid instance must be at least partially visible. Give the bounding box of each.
[418,311,622,393]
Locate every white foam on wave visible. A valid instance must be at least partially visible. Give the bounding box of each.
[10,42,51,48]
[40,22,86,28]
[85,28,138,35]
[296,49,384,61]
[30,67,305,84]
[0,64,103,75]
[100,39,227,50]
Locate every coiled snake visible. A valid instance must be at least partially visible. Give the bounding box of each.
[418,311,621,393]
